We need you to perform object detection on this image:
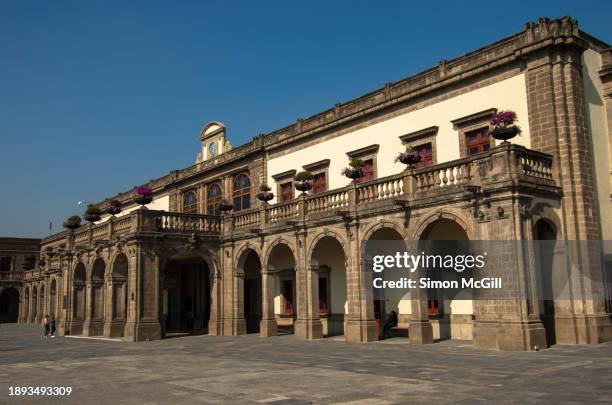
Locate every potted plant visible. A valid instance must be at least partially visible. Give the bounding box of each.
[257,183,274,202]
[490,110,521,142]
[83,205,102,223]
[294,171,313,194]
[134,186,153,207]
[219,199,233,212]
[341,158,365,181]
[106,199,122,216]
[395,145,422,168]
[63,215,82,230]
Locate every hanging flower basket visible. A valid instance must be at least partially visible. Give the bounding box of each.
[134,186,153,206]
[83,205,102,223]
[219,200,233,212]
[105,199,122,216]
[341,158,365,181]
[395,147,421,167]
[294,171,314,195]
[63,215,82,230]
[490,110,521,143]
[257,184,274,202]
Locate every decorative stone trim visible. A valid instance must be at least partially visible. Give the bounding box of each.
[272,169,297,181]
[399,126,438,143]
[346,144,379,158]
[303,159,330,172]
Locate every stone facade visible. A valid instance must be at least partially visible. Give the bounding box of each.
[18,17,611,351]
[0,238,40,322]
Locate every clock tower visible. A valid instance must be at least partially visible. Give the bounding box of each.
[195,121,233,164]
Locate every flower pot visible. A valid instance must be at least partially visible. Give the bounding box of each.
[134,195,153,206]
[106,206,122,216]
[257,191,274,202]
[63,221,81,230]
[398,153,421,166]
[491,126,518,142]
[83,214,101,223]
[344,168,363,180]
[219,202,233,212]
[295,181,312,194]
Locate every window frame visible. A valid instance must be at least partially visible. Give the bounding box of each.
[206,182,223,215]
[182,190,198,214]
[399,126,438,168]
[232,173,251,212]
[302,159,330,194]
[272,169,297,202]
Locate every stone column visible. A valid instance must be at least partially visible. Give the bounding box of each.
[103,272,114,337]
[82,277,94,336]
[124,244,161,341]
[408,274,434,345]
[230,270,247,335]
[208,267,223,336]
[260,269,277,337]
[294,265,323,339]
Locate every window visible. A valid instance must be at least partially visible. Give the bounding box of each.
[358,159,375,183]
[0,257,11,272]
[183,191,198,214]
[206,183,222,215]
[414,143,433,169]
[465,127,490,156]
[233,174,251,211]
[312,172,326,194]
[319,277,328,316]
[282,280,293,316]
[280,182,293,201]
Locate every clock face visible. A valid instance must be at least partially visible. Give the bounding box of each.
[209,142,216,157]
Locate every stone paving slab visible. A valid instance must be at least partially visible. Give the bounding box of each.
[0,323,610,404]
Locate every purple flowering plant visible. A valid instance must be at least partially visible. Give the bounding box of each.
[136,186,153,196]
[490,110,521,134]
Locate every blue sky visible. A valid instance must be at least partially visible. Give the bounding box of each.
[1,1,610,238]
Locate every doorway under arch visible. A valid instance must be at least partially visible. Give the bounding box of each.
[239,249,262,334]
[534,218,558,347]
[266,243,297,335]
[311,235,347,337]
[420,218,472,341]
[71,263,86,334]
[162,256,211,337]
[0,287,20,322]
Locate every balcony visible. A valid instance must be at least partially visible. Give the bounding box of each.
[230,143,557,235]
[38,143,556,253]
[0,271,24,282]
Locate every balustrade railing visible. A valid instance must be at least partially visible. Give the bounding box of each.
[414,159,473,191]
[306,188,350,215]
[357,174,404,204]
[268,200,299,223]
[0,271,24,281]
[155,211,221,234]
[233,209,261,229]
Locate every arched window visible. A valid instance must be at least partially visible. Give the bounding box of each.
[206,183,222,215]
[233,174,251,211]
[183,191,198,214]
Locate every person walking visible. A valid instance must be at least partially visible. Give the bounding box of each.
[50,315,57,338]
[43,315,50,338]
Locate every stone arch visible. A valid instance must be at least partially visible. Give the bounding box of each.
[309,231,348,337]
[110,253,129,329]
[263,237,296,270]
[72,262,87,334]
[23,286,30,321]
[361,219,406,242]
[235,243,263,271]
[307,228,348,264]
[235,244,263,334]
[531,202,563,240]
[412,209,475,241]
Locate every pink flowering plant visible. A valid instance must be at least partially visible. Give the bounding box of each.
[490,110,521,134]
[395,145,421,166]
[136,186,153,196]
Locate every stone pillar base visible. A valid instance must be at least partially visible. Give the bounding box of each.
[474,320,547,351]
[103,320,126,338]
[409,320,434,344]
[123,320,161,342]
[260,319,278,337]
[67,320,83,336]
[220,318,246,336]
[294,318,323,340]
[554,314,611,344]
[208,318,223,336]
[345,319,378,342]
[83,320,104,337]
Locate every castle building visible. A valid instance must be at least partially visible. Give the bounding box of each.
[18,17,612,350]
[0,238,40,323]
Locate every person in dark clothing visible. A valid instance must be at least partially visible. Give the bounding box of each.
[383,310,398,338]
[50,315,57,338]
[43,315,50,338]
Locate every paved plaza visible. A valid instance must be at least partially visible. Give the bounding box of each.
[0,323,611,404]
